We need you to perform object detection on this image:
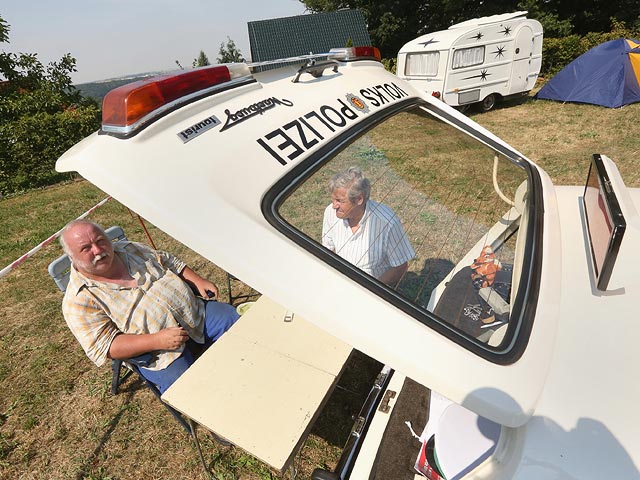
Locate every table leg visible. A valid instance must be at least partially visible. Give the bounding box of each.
[189,418,214,480]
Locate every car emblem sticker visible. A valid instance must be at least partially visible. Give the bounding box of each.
[221,97,294,132]
[177,115,221,143]
[346,93,369,114]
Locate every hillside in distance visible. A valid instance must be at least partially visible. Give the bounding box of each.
[75,71,166,103]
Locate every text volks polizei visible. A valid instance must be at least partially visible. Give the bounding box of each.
[256,83,409,166]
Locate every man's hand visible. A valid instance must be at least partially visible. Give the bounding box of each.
[153,326,190,351]
[379,262,409,287]
[197,278,219,300]
[180,266,219,299]
[108,326,190,359]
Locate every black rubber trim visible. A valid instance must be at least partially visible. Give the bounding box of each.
[583,153,626,291]
[311,367,394,480]
[261,98,543,365]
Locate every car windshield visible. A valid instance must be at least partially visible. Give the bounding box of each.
[272,104,537,353]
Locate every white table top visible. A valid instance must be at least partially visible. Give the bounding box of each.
[161,296,352,473]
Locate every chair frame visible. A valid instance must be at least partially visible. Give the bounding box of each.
[226,272,260,305]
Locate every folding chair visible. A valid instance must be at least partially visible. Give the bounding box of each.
[48,225,191,433]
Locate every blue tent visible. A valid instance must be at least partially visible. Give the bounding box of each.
[536,38,640,108]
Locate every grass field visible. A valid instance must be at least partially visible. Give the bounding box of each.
[1,96,639,479]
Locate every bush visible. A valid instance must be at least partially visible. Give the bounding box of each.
[541,35,583,77]
[0,105,100,196]
[381,57,397,74]
[0,38,102,197]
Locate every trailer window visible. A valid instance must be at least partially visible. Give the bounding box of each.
[272,104,538,355]
[405,52,440,76]
[452,46,485,69]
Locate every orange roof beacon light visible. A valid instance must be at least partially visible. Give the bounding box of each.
[102,63,252,136]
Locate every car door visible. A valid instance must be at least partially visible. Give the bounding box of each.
[55,62,561,429]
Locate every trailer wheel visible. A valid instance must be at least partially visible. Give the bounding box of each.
[479,94,497,112]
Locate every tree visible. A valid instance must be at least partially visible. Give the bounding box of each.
[548,0,639,35]
[300,0,427,59]
[192,50,211,68]
[0,15,8,43]
[517,0,573,37]
[298,0,640,59]
[0,14,101,196]
[216,37,244,64]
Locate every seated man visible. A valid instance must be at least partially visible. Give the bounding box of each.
[60,219,239,393]
[322,166,415,286]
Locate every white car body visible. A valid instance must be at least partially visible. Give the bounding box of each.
[56,49,640,479]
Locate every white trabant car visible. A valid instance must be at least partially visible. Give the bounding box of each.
[56,47,640,479]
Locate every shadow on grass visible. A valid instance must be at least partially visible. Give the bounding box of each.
[72,376,169,480]
[311,350,383,447]
[470,93,536,115]
[399,257,455,309]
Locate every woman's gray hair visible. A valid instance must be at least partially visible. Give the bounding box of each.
[59,219,106,257]
[329,166,371,203]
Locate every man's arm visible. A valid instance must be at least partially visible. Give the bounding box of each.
[108,327,189,360]
[179,266,219,299]
[321,204,336,252]
[378,262,409,287]
[378,212,414,287]
[106,263,210,360]
[152,245,219,299]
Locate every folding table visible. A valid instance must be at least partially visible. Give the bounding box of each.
[162,296,352,474]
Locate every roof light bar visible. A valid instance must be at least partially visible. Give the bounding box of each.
[102,63,252,136]
[248,53,332,70]
[328,46,382,62]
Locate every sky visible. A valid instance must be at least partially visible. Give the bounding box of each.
[1,0,308,84]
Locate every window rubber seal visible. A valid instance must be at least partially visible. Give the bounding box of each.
[261,98,543,365]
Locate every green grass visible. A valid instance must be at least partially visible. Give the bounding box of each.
[471,96,640,187]
[0,180,379,479]
[1,97,639,479]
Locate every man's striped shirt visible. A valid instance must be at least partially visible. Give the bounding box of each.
[322,200,415,279]
[62,242,205,371]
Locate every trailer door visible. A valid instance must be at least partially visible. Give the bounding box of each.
[509,26,534,94]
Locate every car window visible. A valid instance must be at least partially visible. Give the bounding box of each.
[272,104,536,354]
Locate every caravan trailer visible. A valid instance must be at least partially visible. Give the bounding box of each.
[55,47,640,479]
[397,12,543,111]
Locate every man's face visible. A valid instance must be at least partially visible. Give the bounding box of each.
[331,187,363,220]
[64,223,115,277]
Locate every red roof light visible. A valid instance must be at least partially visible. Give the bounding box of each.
[328,46,382,62]
[102,64,251,135]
